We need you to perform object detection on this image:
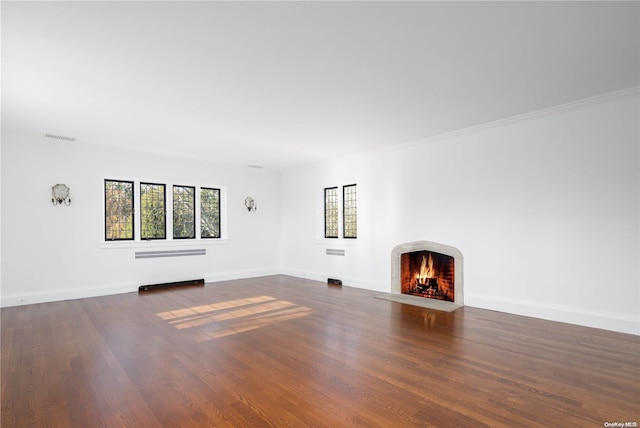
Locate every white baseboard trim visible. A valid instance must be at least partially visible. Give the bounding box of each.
[1,283,137,308]
[0,268,282,308]
[465,293,639,336]
[280,268,389,293]
[204,268,282,283]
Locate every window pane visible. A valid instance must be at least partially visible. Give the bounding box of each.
[173,185,195,239]
[324,187,338,238]
[140,183,166,239]
[343,184,357,238]
[105,180,134,240]
[201,187,220,238]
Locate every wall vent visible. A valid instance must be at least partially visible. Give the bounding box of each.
[326,249,345,256]
[45,134,77,142]
[135,249,206,259]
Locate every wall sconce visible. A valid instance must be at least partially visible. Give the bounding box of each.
[51,183,71,206]
[245,196,257,212]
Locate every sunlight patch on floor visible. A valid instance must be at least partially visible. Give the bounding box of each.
[156,295,276,321]
[156,295,312,340]
[171,299,297,329]
[199,306,313,341]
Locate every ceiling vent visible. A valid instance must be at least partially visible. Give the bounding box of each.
[45,134,76,142]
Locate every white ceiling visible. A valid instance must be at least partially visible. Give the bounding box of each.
[2,1,639,170]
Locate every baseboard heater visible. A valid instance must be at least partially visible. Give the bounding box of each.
[138,278,205,292]
[135,249,206,259]
[326,249,345,256]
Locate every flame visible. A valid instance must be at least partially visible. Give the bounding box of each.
[416,253,436,283]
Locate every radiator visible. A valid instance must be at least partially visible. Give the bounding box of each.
[139,278,205,292]
[135,249,206,259]
[326,248,345,256]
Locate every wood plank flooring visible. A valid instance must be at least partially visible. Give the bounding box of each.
[2,275,638,427]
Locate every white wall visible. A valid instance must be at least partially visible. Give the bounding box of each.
[2,90,637,335]
[280,90,639,335]
[1,137,281,306]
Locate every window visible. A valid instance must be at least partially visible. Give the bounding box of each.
[173,185,195,239]
[324,187,339,238]
[324,184,357,239]
[201,187,221,238]
[105,180,134,240]
[343,184,357,238]
[104,178,223,242]
[140,183,166,240]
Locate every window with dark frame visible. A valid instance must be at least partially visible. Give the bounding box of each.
[104,179,222,242]
[105,179,134,240]
[173,185,195,239]
[201,187,221,238]
[140,183,166,240]
[324,187,339,238]
[343,184,357,238]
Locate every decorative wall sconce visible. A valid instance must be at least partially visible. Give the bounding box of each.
[245,196,257,212]
[51,183,71,206]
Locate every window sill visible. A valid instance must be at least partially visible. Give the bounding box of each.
[314,238,358,246]
[99,239,230,249]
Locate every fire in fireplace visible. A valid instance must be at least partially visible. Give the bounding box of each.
[401,251,454,302]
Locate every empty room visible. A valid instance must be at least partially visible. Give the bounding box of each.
[1,1,639,426]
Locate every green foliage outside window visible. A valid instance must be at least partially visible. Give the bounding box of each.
[201,187,220,238]
[323,184,357,239]
[173,185,195,239]
[105,180,134,240]
[343,184,357,238]
[105,179,221,241]
[324,187,338,238]
[141,183,166,239]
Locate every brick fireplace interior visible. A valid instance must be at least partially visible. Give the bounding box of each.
[401,251,455,302]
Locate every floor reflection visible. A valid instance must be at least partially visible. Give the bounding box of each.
[156,295,312,341]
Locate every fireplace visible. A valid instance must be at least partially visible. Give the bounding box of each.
[391,241,464,305]
[401,251,455,301]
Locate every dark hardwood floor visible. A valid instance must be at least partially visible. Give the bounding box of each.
[2,275,638,427]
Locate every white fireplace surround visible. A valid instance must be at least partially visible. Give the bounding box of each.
[391,240,464,305]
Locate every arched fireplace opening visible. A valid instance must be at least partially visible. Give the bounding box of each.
[391,241,464,305]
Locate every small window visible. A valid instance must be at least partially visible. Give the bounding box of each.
[140,183,166,240]
[173,185,195,239]
[105,180,134,240]
[324,187,339,238]
[343,184,357,238]
[201,187,221,238]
